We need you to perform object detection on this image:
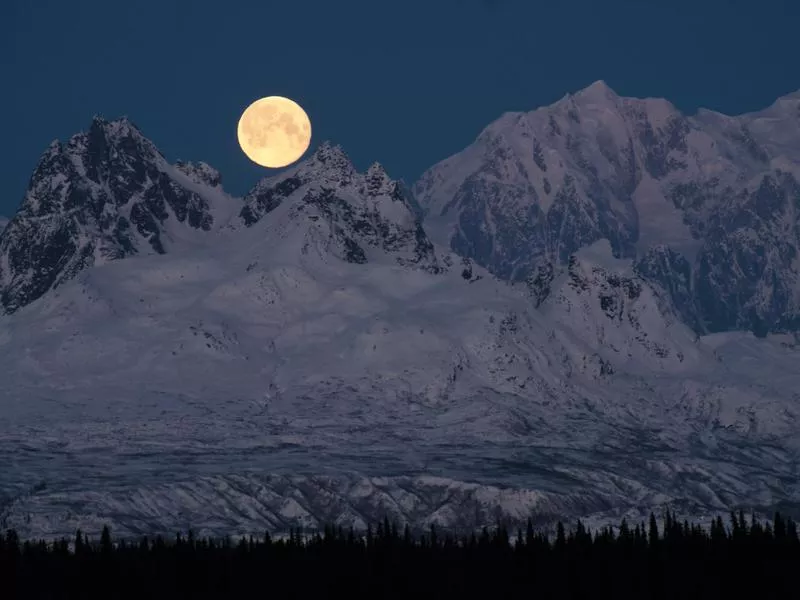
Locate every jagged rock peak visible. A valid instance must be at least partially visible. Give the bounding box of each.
[235,143,441,272]
[239,141,357,225]
[239,144,411,228]
[89,114,141,134]
[85,115,154,146]
[364,162,393,196]
[307,141,355,173]
[366,161,388,177]
[44,139,61,155]
[175,160,222,187]
[60,115,166,172]
[0,116,220,314]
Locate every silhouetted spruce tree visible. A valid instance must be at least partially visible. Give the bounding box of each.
[525,518,535,548]
[75,529,89,560]
[555,521,566,549]
[710,516,726,543]
[6,529,20,555]
[750,512,761,538]
[648,513,660,549]
[101,525,113,554]
[773,512,787,541]
[787,517,798,546]
[618,518,630,542]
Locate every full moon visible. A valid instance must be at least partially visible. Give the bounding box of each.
[237,96,312,168]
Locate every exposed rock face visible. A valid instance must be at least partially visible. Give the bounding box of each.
[238,142,442,273]
[528,240,700,377]
[0,117,226,314]
[415,81,800,335]
[633,245,701,333]
[0,119,443,317]
[175,160,223,188]
[1,104,800,540]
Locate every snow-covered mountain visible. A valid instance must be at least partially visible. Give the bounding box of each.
[233,142,442,274]
[1,110,800,541]
[414,81,800,336]
[0,116,239,314]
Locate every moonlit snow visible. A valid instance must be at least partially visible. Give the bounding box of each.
[1,84,800,541]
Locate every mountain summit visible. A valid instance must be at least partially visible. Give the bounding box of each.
[0,116,238,314]
[1,89,800,540]
[0,125,447,316]
[414,81,800,335]
[236,142,442,273]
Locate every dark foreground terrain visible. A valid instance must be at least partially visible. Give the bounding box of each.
[1,511,797,599]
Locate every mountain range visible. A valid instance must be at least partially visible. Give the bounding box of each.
[1,82,799,540]
[416,80,800,335]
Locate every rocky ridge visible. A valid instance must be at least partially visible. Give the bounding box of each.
[0,117,232,314]
[414,81,800,336]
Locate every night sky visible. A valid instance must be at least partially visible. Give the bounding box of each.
[3,0,797,216]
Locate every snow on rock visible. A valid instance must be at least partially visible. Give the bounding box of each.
[535,240,704,376]
[1,108,800,541]
[1,190,798,539]
[414,81,800,336]
[174,160,223,188]
[235,142,442,274]
[0,116,236,315]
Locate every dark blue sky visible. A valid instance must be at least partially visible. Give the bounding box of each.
[3,0,798,215]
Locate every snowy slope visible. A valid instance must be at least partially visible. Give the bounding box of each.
[414,81,800,336]
[0,117,239,314]
[1,128,800,540]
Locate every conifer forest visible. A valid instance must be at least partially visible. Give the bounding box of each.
[1,511,798,598]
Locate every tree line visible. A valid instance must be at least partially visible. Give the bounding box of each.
[0,510,798,598]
